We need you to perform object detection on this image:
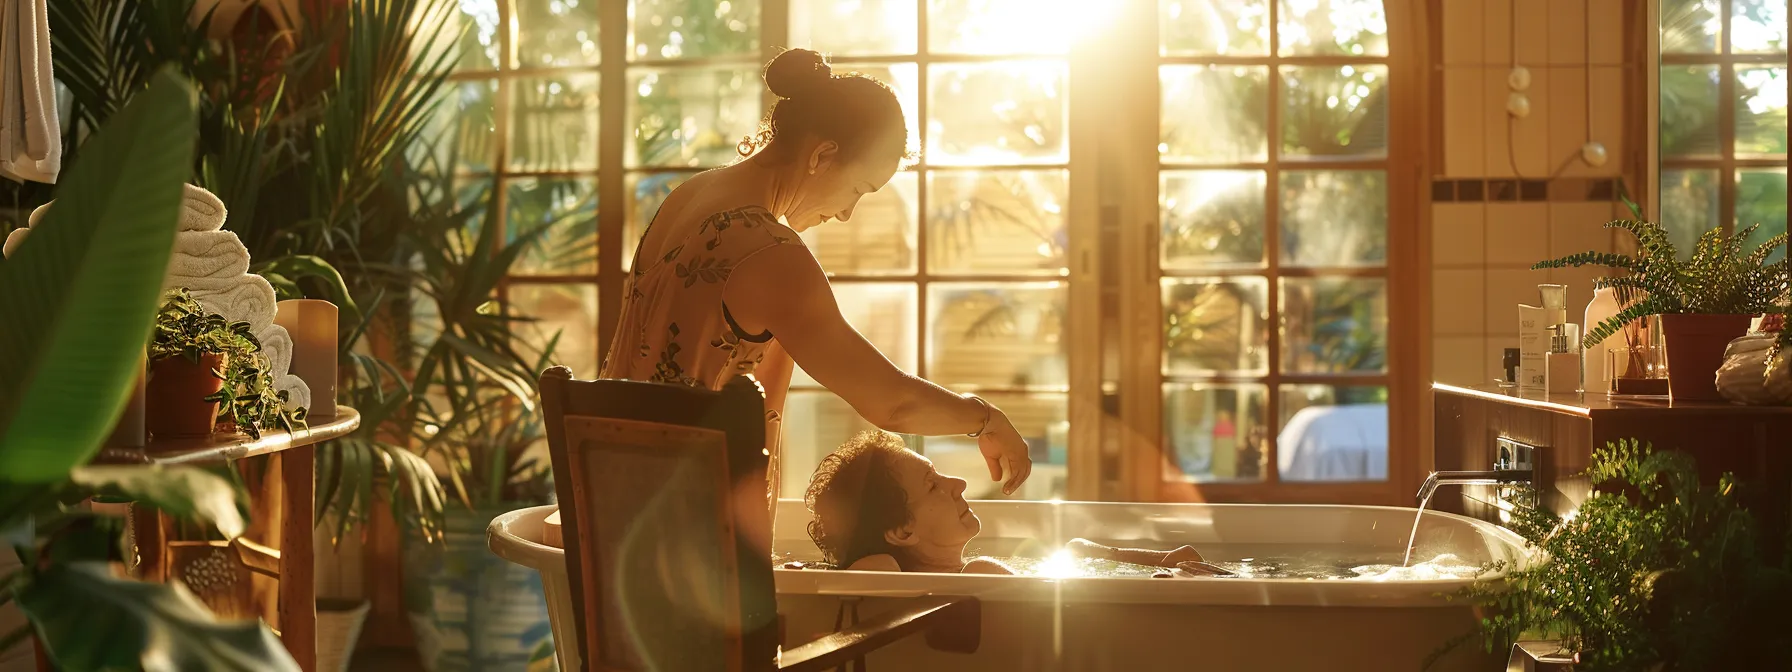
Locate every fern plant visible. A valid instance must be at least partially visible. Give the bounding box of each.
[1435,440,1792,671]
[1532,219,1788,351]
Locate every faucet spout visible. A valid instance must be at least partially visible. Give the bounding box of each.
[1416,469,1534,505]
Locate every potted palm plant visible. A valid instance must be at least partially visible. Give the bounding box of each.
[1533,219,1788,401]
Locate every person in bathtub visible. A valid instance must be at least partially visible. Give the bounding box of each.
[804,431,1225,575]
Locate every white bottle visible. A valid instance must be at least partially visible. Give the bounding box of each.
[1583,286,1621,393]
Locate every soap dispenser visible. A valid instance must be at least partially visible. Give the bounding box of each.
[1546,323,1583,394]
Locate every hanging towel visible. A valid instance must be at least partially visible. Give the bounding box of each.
[184,274,278,334]
[0,0,61,184]
[256,324,293,381]
[165,231,252,281]
[275,374,311,414]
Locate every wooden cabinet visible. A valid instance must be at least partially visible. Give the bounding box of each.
[1432,384,1792,536]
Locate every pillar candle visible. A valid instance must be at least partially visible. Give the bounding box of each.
[274,299,338,419]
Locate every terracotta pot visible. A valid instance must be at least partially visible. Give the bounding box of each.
[146,353,227,438]
[1660,313,1755,402]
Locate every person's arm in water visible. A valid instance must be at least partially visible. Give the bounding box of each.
[727,244,1032,494]
[1066,538,1205,568]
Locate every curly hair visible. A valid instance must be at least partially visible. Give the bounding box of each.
[803,431,913,569]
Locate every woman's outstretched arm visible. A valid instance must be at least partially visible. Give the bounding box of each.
[726,244,1033,494]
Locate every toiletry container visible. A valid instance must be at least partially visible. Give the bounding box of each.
[1583,286,1620,392]
[1546,323,1583,394]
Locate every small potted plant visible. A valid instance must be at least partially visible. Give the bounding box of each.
[148,288,305,439]
[1534,220,1788,401]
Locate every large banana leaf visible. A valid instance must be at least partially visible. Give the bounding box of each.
[17,563,299,672]
[0,67,197,482]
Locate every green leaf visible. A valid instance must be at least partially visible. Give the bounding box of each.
[68,466,246,539]
[0,67,198,482]
[251,255,363,327]
[19,562,299,672]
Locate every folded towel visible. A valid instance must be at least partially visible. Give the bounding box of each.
[2,227,25,257]
[184,274,277,334]
[179,184,227,232]
[166,231,251,281]
[275,374,311,414]
[257,325,293,380]
[0,0,61,184]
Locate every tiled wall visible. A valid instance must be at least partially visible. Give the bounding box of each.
[1431,0,1644,387]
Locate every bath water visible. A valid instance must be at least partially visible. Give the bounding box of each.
[776,543,1486,581]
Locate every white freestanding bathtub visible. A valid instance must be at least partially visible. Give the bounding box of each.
[491,500,1530,672]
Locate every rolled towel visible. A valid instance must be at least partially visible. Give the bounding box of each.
[2,227,26,257]
[275,374,311,414]
[165,231,251,282]
[257,325,294,380]
[184,274,277,334]
[179,184,227,232]
[25,183,227,233]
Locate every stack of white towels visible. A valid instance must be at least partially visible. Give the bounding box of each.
[3,184,311,413]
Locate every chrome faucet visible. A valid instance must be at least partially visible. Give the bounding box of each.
[1417,437,1539,504]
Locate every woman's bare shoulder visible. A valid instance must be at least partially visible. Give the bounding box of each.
[961,557,1016,575]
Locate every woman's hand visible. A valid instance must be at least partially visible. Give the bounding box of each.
[978,407,1032,496]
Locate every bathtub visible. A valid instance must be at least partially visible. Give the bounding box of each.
[490,500,1529,671]
[773,499,1528,672]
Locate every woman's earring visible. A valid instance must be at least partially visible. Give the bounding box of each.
[808,168,816,175]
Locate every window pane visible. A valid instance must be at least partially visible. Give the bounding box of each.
[791,0,918,56]
[1660,169,1719,259]
[630,0,759,60]
[921,393,1068,500]
[412,81,497,175]
[508,178,598,275]
[1163,384,1268,483]
[1163,278,1268,375]
[835,63,921,157]
[1280,277,1387,374]
[1660,65,1721,157]
[802,172,918,274]
[927,62,1068,166]
[1737,67,1789,156]
[1161,170,1267,269]
[1276,0,1388,57]
[1737,169,1789,264]
[516,0,601,68]
[1281,65,1388,158]
[1277,385,1387,482]
[1733,0,1789,53]
[926,170,1068,274]
[1662,0,1723,54]
[509,75,600,172]
[792,283,919,387]
[510,284,600,379]
[1160,66,1269,164]
[927,283,1066,388]
[1279,170,1387,267]
[622,171,696,271]
[928,0,1070,55]
[779,391,898,497]
[628,67,760,168]
[1160,0,1270,56]
[445,0,500,71]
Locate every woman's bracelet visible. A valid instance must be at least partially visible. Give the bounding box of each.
[966,395,993,438]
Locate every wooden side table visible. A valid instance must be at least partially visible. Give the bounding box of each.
[93,408,360,671]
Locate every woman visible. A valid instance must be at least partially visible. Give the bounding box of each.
[805,432,1224,575]
[600,48,1033,508]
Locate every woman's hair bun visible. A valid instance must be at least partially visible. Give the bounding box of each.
[764,48,833,100]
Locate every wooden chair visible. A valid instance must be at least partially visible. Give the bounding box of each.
[539,367,981,671]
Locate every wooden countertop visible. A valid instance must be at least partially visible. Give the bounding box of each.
[95,407,361,465]
[1433,383,1792,418]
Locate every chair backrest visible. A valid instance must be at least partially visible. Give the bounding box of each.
[539,367,778,672]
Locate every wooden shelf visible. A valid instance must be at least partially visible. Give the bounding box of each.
[1434,383,1792,418]
[96,407,360,466]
